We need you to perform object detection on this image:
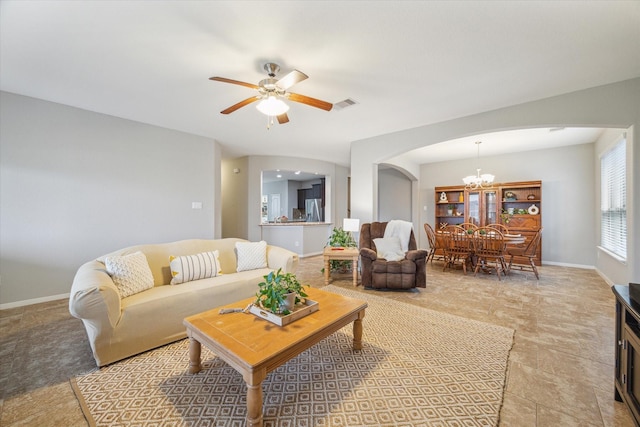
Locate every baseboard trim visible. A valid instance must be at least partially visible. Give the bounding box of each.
[542,260,595,270]
[0,293,69,310]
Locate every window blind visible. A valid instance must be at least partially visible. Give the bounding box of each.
[600,137,626,260]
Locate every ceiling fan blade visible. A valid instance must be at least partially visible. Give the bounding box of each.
[277,113,290,124]
[288,93,333,111]
[209,77,259,90]
[276,70,308,90]
[220,96,260,114]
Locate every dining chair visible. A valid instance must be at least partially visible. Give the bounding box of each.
[472,227,507,280]
[423,223,438,264]
[487,223,509,235]
[443,225,474,274]
[459,222,479,232]
[507,227,543,279]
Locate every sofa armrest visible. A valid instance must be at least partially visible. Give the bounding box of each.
[406,249,429,262]
[359,247,377,261]
[69,261,121,330]
[266,245,299,274]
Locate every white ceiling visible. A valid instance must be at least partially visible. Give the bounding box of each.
[1,1,639,167]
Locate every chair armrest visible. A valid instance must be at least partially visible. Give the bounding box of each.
[359,247,377,261]
[69,261,121,330]
[266,245,299,274]
[406,249,429,262]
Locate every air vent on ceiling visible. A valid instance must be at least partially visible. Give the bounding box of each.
[332,98,358,111]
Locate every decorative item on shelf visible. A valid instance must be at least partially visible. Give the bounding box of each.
[504,191,517,201]
[447,204,455,215]
[527,194,536,200]
[440,223,448,230]
[254,268,308,316]
[458,192,464,202]
[527,204,539,215]
[517,208,527,214]
[439,192,448,203]
[462,141,495,189]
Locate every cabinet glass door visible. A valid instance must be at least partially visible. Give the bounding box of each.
[466,191,480,226]
[484,190,498,225]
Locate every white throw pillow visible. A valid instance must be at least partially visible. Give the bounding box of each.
[236,241,268,272]
[169,250,221,285]
[104,251,154,298]
[373,237,405,262]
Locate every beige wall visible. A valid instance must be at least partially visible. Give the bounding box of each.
[0,92,220,307]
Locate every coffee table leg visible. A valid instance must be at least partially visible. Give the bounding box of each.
[246,370,266,427]
[324,255,330,285]
[353,309,365,350]
[188,336,202,374]
[352,257,358,287]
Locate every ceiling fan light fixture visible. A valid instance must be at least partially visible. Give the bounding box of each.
[256,95,289,116]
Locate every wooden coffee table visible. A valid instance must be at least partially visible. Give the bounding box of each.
[183,287,367,427]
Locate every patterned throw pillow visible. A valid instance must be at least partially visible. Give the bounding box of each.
[104,251,155,298]
[236,241,268,272]
[169,250,221,285]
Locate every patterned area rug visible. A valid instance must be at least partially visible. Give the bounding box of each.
[71,285,514,427]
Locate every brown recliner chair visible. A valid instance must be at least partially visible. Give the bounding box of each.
[359,222,428,290]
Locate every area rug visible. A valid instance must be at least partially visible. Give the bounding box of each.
[71,285,514,427]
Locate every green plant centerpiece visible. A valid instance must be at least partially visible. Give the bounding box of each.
[325,226,357,272]
[500,209,513,224]
[255,268,308,315]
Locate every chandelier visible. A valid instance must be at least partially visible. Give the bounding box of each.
[462,141,495,189]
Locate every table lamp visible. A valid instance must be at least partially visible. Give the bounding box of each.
[343,218,360,245]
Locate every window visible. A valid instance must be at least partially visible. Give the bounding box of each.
[600,136,627,260]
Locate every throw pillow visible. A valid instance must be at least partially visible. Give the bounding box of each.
[104,251,155,298]
[236,240,268,272]
[373,237,405,262]
[169,250,221,285]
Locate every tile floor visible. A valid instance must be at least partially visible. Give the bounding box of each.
[0,255,635,426]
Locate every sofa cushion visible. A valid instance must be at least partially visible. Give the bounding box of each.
[170,250,221,285]
[104,251,154,298]
[236,240,268,272]
[373,237,405,261]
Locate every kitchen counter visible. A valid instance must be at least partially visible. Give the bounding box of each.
[260,222,330,226]
[260,222,333,257]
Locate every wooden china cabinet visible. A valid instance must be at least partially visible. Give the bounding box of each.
[434,180,542,265]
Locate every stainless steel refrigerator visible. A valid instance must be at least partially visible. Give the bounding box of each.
[305,198,323,222]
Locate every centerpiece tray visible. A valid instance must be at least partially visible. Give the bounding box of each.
[249,299,319,326]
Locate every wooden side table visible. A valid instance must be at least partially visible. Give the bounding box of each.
[323,246,359,287]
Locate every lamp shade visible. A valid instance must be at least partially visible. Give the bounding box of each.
[343,218,360,232]
[256,96,290,116]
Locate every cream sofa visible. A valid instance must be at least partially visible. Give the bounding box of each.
[69,238,298,366]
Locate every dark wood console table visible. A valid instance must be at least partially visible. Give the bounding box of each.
[612,284,640,426]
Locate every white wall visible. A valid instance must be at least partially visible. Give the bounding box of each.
[0,92,220,306]
[419,144,596,266]
[378,167,412,221]
[351,78,640,284]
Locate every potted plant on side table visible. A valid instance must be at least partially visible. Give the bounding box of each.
[325,226,358,273]
[255,268,308,315]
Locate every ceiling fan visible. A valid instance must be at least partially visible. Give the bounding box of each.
[209,63,333,126]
